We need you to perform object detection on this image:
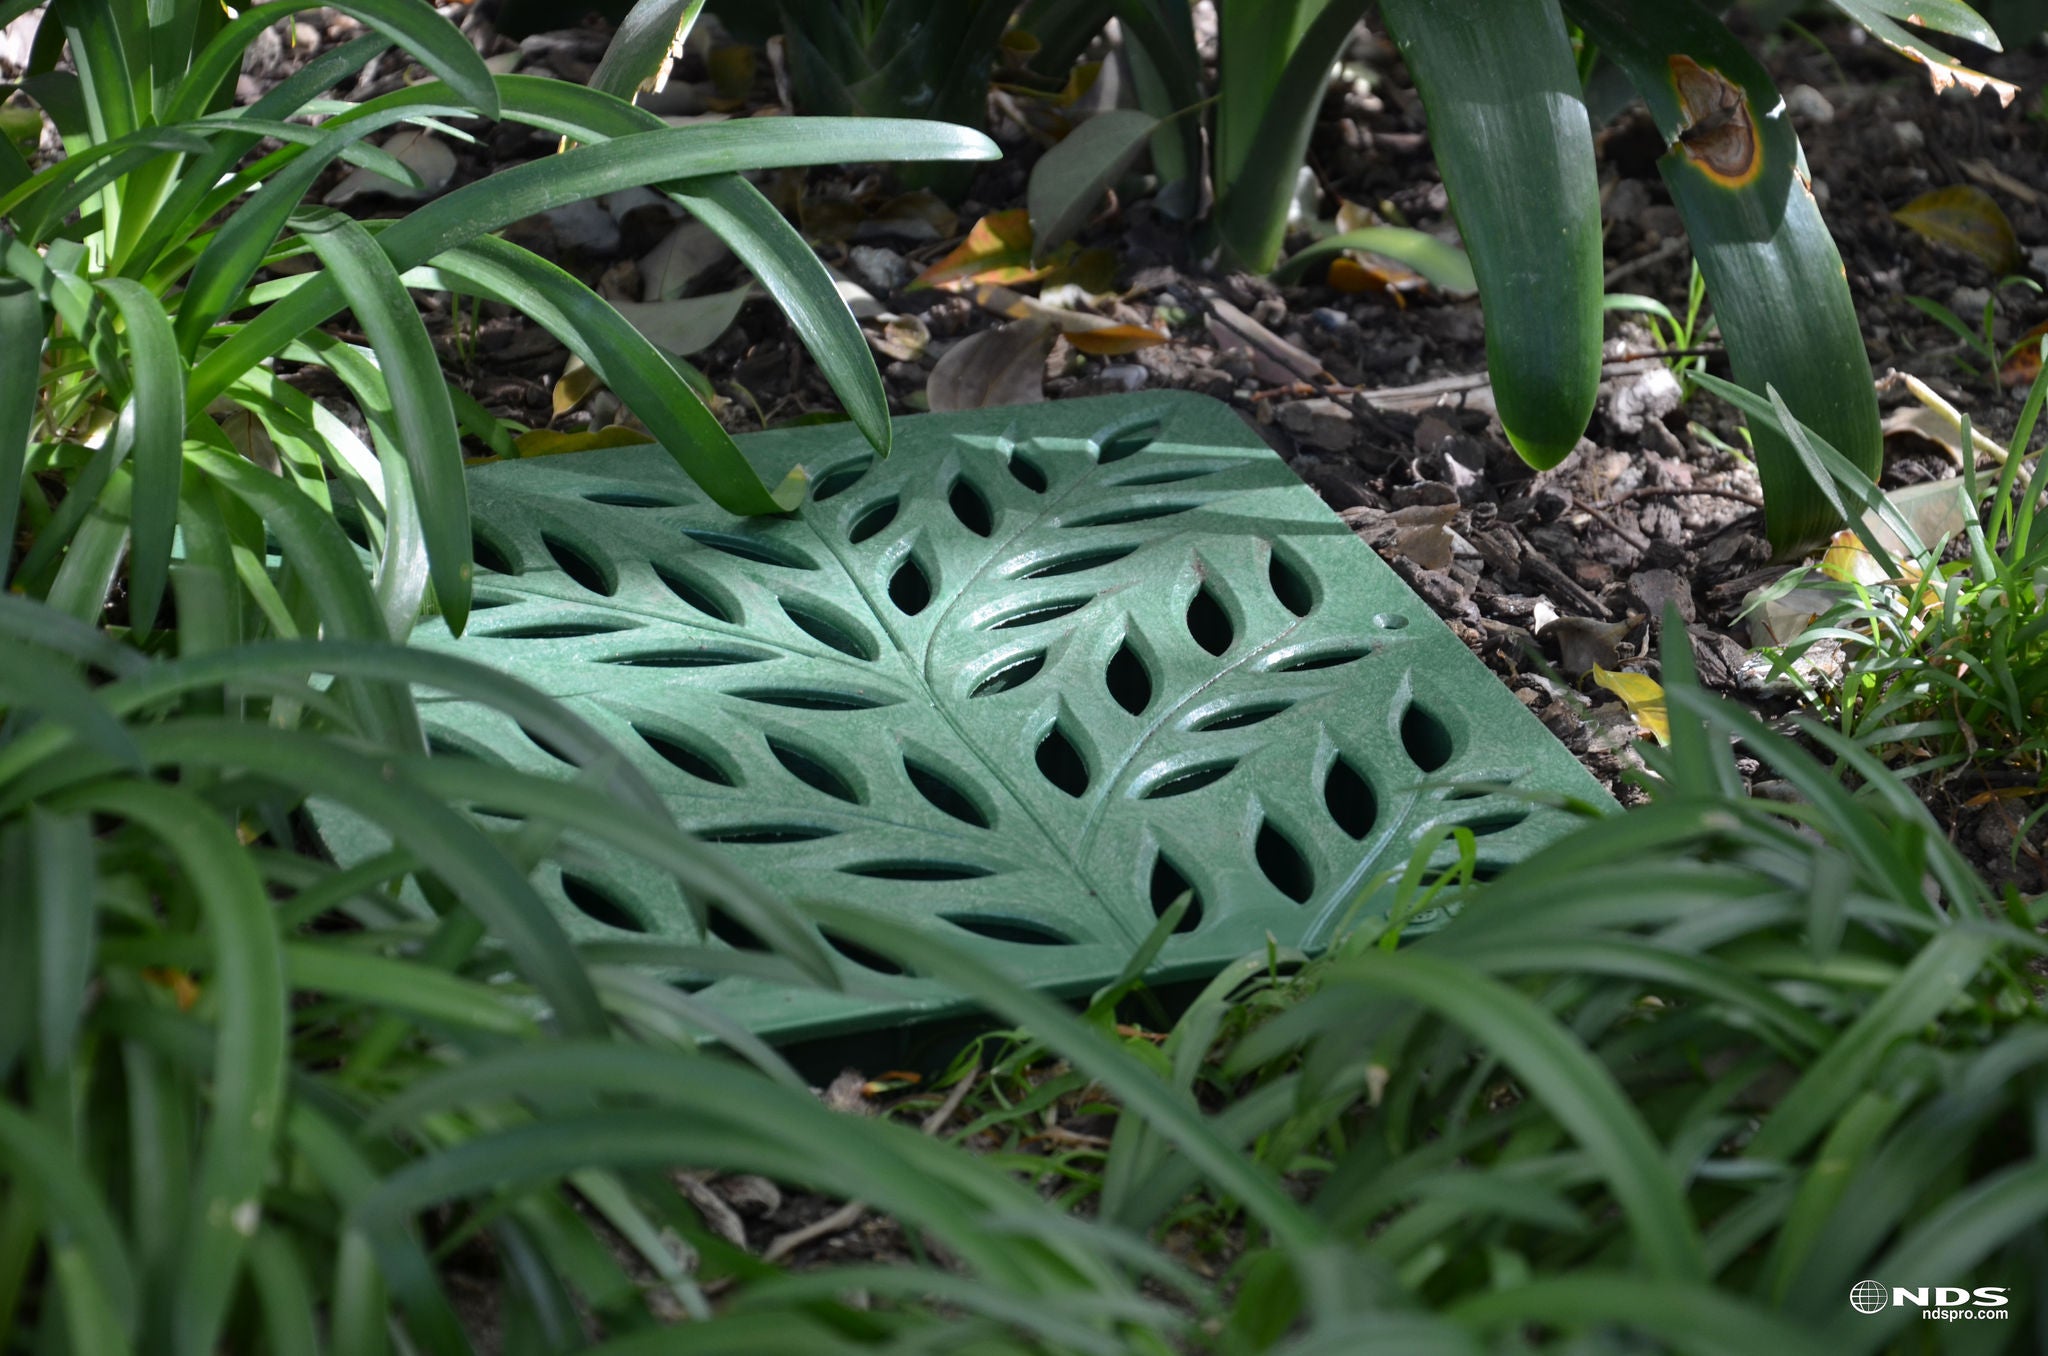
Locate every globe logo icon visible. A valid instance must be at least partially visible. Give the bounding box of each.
[1850,1280,1889,1314]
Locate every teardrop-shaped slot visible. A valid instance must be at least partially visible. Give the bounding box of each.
[1186,586,1233,656]
[1269,549,1315,617]
[726,688,893,711]
[848,497,900,544]
[841,861,995,882]
[1255,822,1315,903]
[1064,502,1198,528]
[682,529,816,570]
[948,479,994,537]
[811,459,873,503]
[1401,704,1455,773]
[469,594,512,612]
[821,928,907,976]
[427,733,482,761]
[705,907,768,951]
[907,760,991,828]
[1105,641,1152,715]
[562,874,644,932]
[542,534,614,596]
[484,622,635,640]
[472,529,518,575]
[1150,855,1204,933]
[604,647,765,668]
[653,565,736,623]
[1007,450,1048,492]
[970,651,1045,698]
[1456,807,1531,837]
[519,724,575,764]
[1276,645,1369,672]
[584,491,676,508]
[695,824,837,845]
[1141,760,1237,799]
[1036,725,1090,797]
[1113,464,1222,488]
[635,726,736,786]
[1021,544,1137,578]
[990,596,1092,630]
[888,557,932,615]
[781,600,876,660]
[768,738,861,803]
[1324,757,1377,840]
[942,915,1072,946]
[1096,418,1160,463]
[1196,701,1291,732]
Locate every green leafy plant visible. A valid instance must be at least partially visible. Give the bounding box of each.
[850,617,2047,1352]
[1904,274,2045,389]
[1607,259,1714,399]
[0,0,994,642]
[1708,348,2048,811]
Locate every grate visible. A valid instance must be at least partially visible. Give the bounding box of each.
[319,393,1611,1039]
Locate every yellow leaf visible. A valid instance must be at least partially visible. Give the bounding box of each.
[1819,529,1884,586]
[1065,323,1169,356]
[1891,185,2022,275]
[512,425,657,459]
[553,357,603,416]
[914,210,1063,291]
[1591,666,1670,745]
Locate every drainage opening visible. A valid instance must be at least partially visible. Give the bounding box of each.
[1269,549,1315,617]
[1036,725,1090,797]
[1401,704,1456,773]
[767,739,862,803]
[971,651,1045,698]
[889,556,932,615]
[1324,757,1377,841]
[944,915,1072,946]
[811,459,873,502]
[907,760,990,828]
[653,565,735,622]
[1255,821,1315,903]
[635,726,736,786]
[1149,855,1204,933]
[543,534,614,596]
[562,874,644,932]
[822,928,907,976]
[949,479,994,536]
[1186,586,1233,655]
[849,497,899,544]
[782,600,876,660]
[1105,640,1152,715]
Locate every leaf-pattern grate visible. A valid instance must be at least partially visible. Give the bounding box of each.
[318,394,1612,1040]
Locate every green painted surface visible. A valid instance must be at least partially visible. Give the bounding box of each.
[320,393,1613,1038]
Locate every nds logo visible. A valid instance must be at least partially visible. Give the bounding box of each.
[1850,1280,2011,1322]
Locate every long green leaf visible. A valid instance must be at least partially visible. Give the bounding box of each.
[294,206,472,634]
[0,1104,136,1337]
[29,808,94,1071]
[588,0,707,103]
[94,279,182,631]
[1377,0,1602,467]
[0,276,38,590]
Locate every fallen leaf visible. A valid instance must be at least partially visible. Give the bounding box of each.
[1064,324,1168,356]
[323,128,456,205]
[1820,529,1887,585]
[2002,320,2046,386]
[871,314,931,362]
[1743,583,1839,646]
[1891,185,2022,274]
[914,210,1059,290]
[958,281,1168,353]
[1541,615,1629,679]
[1871,478,1968,559]
[1591,666,1670,744]
[553,357,604,416]
[610,287,751,356]
[514,425,657,458]
[927,317,1056,412]
[638,220,731,301]
[860,190,957,243]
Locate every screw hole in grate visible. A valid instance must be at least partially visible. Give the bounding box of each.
[848,497,900,544]
[653,564,737,623]
[1186,586,1234,656]
[1269,549,1315,617]
[1150,855,1204,933]
[782,599,876,660]
[683,529,816,571]
[1255,821,1315,903]
[949,479,994,536]
[1095,418,1160,463]
[1401,704,1455,773]
[543,534,614,596]
[811,459,873,502]
[944,915,1072,946]
[634,725,737,786]
[906,760,991,828]
[1021,544,1137,579]
[971,650,1045,698]
[1036,724,1090,797]
[562,874,645,932]
[1007,450,1048,493]
[1324,757,1377,840]
[768,738,863,803]
[1194,700,1291,732]
[1141,760,1237,799]
[889,556,933,615]
[1106,640,1152,714]
[603,647,765,668]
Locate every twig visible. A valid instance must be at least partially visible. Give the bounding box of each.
[1569,495,1652,552]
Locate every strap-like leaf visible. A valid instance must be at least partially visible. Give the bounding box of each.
[0,275,38,592]
[588,0,707,103]
[94,279,183,631]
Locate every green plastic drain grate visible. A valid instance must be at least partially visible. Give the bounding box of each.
[320,393,1611,1039]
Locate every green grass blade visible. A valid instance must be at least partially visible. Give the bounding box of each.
[0,1104,136,1337]
[93,279,182,631]
[244,1229,321,1356]
[0,645,145,769]
[1452,1276,1827,1355]
[284,945,539,1036]
[0,277,39,591]
[588,0,708,103]
[412,236,805,513]
[29,808,94,1071]
[294,206,472,633]
[1377,0,1602,467]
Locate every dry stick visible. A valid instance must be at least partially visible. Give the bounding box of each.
[757,1062,985,1266]
[1569,495,1653,553]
